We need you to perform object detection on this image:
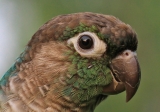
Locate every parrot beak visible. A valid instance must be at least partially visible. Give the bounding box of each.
[103,50,141,102]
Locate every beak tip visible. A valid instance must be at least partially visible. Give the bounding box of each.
[126,99,129,102]
[126,95,133,102]
[125,83,139,102]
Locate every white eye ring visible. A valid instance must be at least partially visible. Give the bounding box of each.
[67,32,107,58]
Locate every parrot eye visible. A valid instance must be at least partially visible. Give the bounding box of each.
[67,31,106,58]
[78,35,93,49]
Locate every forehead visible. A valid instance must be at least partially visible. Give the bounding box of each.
[28,12,137,56]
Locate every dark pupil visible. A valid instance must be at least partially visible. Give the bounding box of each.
[79,35,93,49]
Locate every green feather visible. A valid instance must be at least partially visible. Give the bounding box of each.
[59,23,101,41]
[58,23,113,104]
[0,48,28,86]
[62,48,112,103]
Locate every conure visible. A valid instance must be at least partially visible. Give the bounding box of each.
[0,12,141,112]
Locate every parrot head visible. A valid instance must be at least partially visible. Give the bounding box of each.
[0,12,141,111]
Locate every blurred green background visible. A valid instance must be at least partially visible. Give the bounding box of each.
[0,0,160,111]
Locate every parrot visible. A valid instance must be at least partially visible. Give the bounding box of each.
[0,12,141,112]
